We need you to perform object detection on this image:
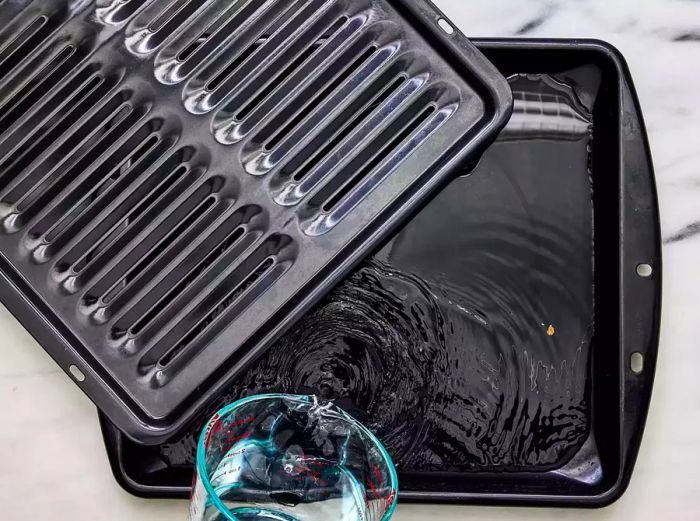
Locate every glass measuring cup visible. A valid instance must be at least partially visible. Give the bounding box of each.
[189,394,398,521]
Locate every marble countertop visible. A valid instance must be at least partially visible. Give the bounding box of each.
[2,0,699,519]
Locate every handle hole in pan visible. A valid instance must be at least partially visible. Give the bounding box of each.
[630,352,644,375]
[69,365,86,382]
[437,18,455,35]
[636,263,653,278]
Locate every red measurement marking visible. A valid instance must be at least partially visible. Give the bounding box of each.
[384,489,396,511]
[217,416,256,451]
[368,479,379,499]
[231,415,255,427]
[203,413,220,449]
[227,430,252,444]
[372,464,383,486]
[367,463,384,499]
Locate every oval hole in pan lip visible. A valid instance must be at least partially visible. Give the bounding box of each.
[69,364,86,382]
[438,18,455,35]
[636,263,653,278]
[630,352,644,374]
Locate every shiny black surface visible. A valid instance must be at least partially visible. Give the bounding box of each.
[157,73,594,475]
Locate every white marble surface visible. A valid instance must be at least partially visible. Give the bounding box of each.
[2,0,700,519]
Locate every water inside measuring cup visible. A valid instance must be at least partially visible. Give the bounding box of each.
[191,397,394,521]
[163,72,595,475]
[207,443,367,521]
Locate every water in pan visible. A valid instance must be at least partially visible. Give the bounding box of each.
[159,73,594,473]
